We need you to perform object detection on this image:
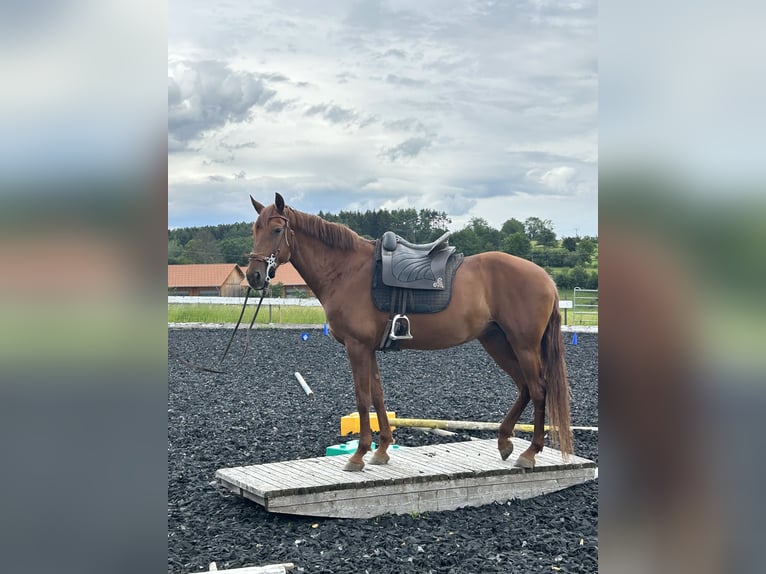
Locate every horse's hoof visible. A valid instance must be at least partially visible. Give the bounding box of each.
[514,455,535,469]
[498,440,514,461]
[369,451,390,465]
[343,459,365,472]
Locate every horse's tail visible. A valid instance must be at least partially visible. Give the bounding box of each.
[541,295,573,458]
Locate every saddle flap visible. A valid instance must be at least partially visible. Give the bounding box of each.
[381,241,455,290]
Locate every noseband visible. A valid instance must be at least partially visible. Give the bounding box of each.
[248,213,291,284]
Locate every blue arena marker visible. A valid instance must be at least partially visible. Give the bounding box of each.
[323,323,330,336]
[571,332,578,345]
[301,333,310,341]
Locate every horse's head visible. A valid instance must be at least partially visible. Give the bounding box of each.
[246,192,293,290]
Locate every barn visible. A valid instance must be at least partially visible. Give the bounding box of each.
[168,264,246,297]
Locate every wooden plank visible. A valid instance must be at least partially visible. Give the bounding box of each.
[265,467,597,517]
[216,438,596,518]
[191,562,294,573]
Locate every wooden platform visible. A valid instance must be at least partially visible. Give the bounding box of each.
[215,438,597,518]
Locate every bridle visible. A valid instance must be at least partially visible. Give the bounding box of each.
[170,210,294,375]
[247,212,292,284]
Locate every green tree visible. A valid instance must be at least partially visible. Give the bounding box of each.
[501,232,531,258]
[181,229,222,263]
[417,209,451,241]
[576,237,597,263]
[467,217,502,252]
[552,269,573,289]
[569,265,589,288]
[266,281,284,298]
[168,238,183,264]
[219,237,252,265]
[561,236,578,252]
[544,247,570,267]
[451,228,483,256]
[528,245,550,267]
[501,218,525,236]
[586,269,599,289]
[524,217,557,246]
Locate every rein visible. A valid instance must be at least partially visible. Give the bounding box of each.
[169,287,267,374]
[170,211,293,375]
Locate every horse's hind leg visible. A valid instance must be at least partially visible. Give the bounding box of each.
[513,347,548,469]
[478,328,531,461]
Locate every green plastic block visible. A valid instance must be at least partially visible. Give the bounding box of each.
[325,440,402,456]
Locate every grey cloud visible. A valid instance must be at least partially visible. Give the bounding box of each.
[219,140,257,151]
[336,71,357,84]
[304,102,376,129]
[380,48,407,60]
[345,0,418,31]
[305,103,356,124]
[383,117,430,133]
[261,72,290,83]
[358,115,379,128]
[380,137,432,162]
[265,98,296,113]
[326,106,357,124]
[168,60,276,150]
[205,170,246,182]
[202,156,234,166]
[385,74,428,88]
[429,193,477,217]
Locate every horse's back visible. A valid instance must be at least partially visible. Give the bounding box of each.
[465,251,557,298]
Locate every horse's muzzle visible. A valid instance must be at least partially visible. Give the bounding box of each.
[246,269,266,290]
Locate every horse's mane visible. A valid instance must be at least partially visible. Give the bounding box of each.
[289,208,372,250]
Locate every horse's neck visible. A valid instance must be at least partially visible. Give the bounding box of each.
[290,230,367,302]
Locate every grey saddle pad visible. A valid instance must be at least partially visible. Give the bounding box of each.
[371,238,464,314]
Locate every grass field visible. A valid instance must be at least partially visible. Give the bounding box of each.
[168,303,327,325]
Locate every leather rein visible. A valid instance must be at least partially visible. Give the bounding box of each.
[170,212,292,375]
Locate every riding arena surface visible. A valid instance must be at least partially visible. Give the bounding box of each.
[168,328,598,574]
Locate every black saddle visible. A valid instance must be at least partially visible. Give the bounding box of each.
[380,231,454,290]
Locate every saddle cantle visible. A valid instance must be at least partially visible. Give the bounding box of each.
[380,230,454,290]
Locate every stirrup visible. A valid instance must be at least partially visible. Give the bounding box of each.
[389,314,413,340]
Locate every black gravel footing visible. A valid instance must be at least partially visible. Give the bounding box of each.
[168,329,598,574]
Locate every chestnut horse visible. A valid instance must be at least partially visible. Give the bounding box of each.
[246,193,573,471]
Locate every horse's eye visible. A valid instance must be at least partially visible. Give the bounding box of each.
[273,228,282,235]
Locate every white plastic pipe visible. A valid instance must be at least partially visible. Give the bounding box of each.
[294,372,314,397]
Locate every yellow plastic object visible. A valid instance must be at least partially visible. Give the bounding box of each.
[340,411,396,435]
[339,414,575,435]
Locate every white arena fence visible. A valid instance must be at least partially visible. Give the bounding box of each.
[169,296,323,307]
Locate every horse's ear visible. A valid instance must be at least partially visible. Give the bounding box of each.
[250,195,264,214]
[275,193,285,214]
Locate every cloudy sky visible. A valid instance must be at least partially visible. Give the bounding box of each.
[168,0,597,237]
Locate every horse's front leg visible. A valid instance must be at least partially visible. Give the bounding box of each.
[343,340,375,472]
[368,357,393,465]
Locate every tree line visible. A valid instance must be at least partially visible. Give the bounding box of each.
[168,208,597,290]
